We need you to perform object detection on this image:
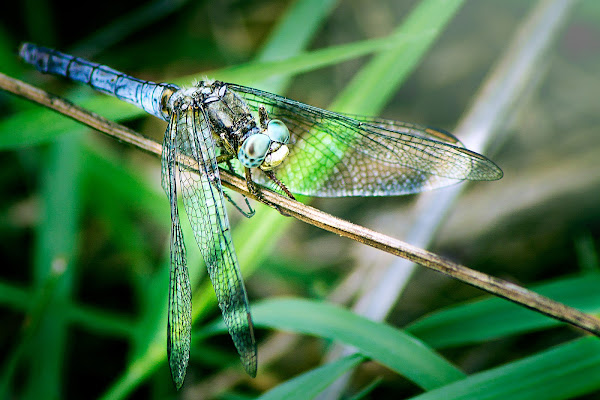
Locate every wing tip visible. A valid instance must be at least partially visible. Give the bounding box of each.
[456,147,503,181]
[477,158,504,181]
[168,336,190,390]
[242,352,258,378]
[172,375,186,391]
[169,357,188,390]
[241,312,258,377]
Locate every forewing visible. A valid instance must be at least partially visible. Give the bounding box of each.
[228,84,502,197]
[173,105,257,377]
[161,117,192,390]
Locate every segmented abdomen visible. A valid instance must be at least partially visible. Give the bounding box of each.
[19,43,178,120]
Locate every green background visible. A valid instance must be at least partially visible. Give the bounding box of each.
[1,0,600,399]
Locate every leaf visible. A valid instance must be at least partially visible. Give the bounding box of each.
[407,273,600,348]
[409,337,600,400]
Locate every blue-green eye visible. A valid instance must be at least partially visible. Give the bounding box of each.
[238,133,271,168]
[266,119,290,144]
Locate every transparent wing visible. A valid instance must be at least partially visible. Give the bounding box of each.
[161,117,192,390]
[228,83,503,197]
[170,106,257,377]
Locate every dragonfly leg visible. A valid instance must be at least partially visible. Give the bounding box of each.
[222,190,255,218]
[244,168,263,199]
[244,168,292,216]
[262,170,296,201]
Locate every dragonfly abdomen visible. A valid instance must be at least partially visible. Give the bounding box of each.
[19,43,178,120]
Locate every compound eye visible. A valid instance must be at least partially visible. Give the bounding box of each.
[238,133,271,168]
[266,119,290,144]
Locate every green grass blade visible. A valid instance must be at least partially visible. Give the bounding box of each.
[409,337,600,400]
[332,0,466,114]
[0,260,67,397]
[254,0,338,91]
[407,273,600,348]
[23,132,82,399]
[206,35,410,88]
[0,95,140,150]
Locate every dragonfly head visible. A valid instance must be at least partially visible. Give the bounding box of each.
[238,119,290,170]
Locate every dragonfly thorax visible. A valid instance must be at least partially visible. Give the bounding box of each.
[169,81,261,153]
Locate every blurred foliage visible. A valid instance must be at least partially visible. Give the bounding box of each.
[1,0,600,399]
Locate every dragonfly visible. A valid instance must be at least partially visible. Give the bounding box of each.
[19,43,503,389]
